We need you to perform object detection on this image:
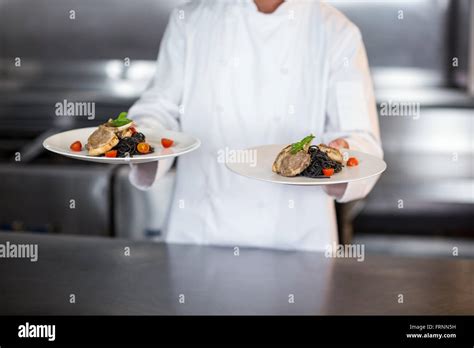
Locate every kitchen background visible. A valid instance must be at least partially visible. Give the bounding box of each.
[0,0,472,257]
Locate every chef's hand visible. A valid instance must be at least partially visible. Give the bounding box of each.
[328,138,349,150]
[128,161,159,190]
[324,138,349,199]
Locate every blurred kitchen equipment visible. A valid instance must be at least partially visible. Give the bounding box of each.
[328,0,474,243]
[0,0,184,237]
[0,0,472,248]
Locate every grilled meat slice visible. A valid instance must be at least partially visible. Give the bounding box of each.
[86,125,119,156]
[318,144,343,163]
[272,145,312,177]
[117,128,133,138]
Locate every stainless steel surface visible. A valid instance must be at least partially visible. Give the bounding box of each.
[376,108,473,199]
[0,59,155,91]
[354,234,474,258]
[354,107,473,237]
[0,165,115,235]
[331,0,471,90]
[0,0,185,60]
[328,0,454,73]
[0,60,155,134]
[0,232,472,315]
[0,0,179,239]
[379,108,473,155]
[17,128,60,163]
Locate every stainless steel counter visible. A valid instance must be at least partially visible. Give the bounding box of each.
[0,232,472,315]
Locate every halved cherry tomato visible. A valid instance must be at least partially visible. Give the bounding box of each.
[322,168,334,177]
[161,138,174,148]
[347,157,359,167]
[130,127,137,135]
[105,150,118,158]
[70,141,82,152]
[137,142,150,154]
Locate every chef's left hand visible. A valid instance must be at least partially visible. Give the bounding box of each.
[328,138,349,150]
[324,138,349,199]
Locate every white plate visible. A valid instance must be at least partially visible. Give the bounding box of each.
[226,144,387,185]
[43,127,201,164]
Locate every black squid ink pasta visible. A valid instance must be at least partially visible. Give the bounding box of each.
[116,132,152,157]
[301,145,343,178]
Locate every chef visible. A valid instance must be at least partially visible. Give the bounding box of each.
[127,0,383,251]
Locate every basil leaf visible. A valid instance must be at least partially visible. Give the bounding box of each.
[290,134,315,154]
[117,112,128,120]
[109,112,132,127]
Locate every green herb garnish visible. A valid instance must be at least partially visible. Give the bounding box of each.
[109,112,132,127]
[290,134,315,154]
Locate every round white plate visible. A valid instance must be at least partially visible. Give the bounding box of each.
[43,127,201,164]
[226,144,387,185]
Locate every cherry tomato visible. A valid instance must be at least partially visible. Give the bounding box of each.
[322,168,334,177]
[347,157,359,167]
[70,141,82,152]
[105,150,118,158]
[161,138,174,148]
[137,142,150,154]
[130,127,137,135]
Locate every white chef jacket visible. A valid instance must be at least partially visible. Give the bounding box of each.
[128,0,383,251]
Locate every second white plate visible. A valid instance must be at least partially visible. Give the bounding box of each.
[226,144,386,185]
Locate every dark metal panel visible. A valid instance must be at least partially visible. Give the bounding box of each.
[0,164,115,236]
[0,0,185,60]
[329,0,451,70]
